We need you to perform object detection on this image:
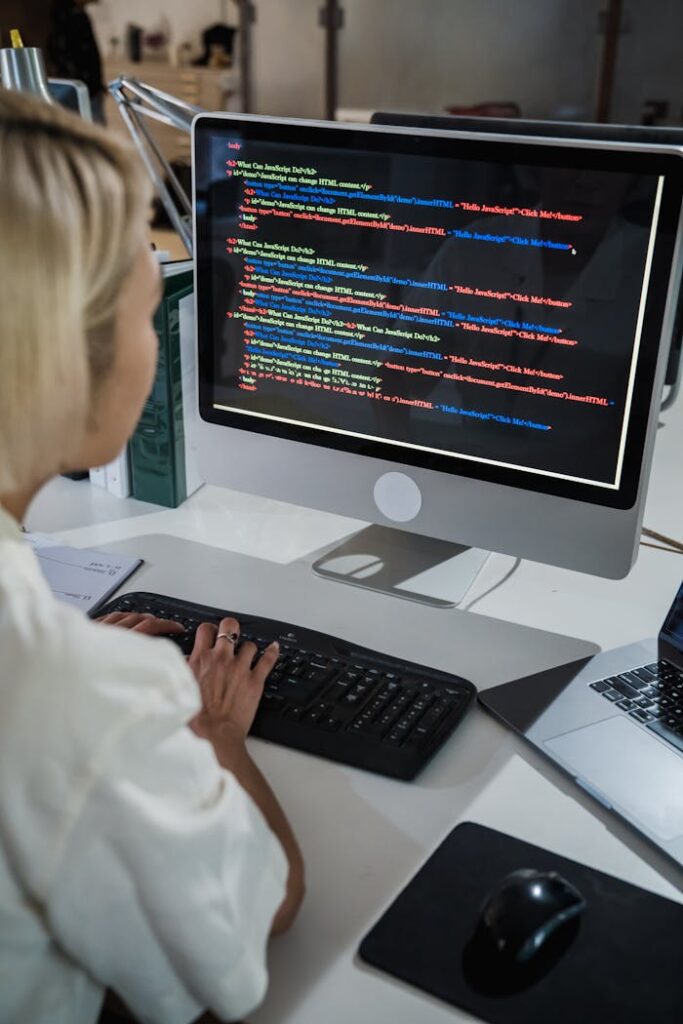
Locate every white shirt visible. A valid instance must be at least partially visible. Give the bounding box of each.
[0,505,287,1024]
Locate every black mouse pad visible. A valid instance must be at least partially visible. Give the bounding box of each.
[358,822,683,1023]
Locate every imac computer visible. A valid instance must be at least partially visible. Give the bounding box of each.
[192,114,683,604]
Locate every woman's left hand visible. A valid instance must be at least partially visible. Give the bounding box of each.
[96,611,185,636]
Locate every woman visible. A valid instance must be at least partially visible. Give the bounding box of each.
[0,89,304,1024]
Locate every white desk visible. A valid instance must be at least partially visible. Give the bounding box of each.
[27,395,683,1024]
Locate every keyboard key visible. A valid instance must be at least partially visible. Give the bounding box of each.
[366,694,395,716]
[303,666,334,685]
[279,678,320,703]
[617,672,648,692]
[349,709,374,730]
[304,703,328,724]
[616,699,636,711]
[632,665,657,682]
[327,681,353,703]
[610,678,640,700]
[352,680,374,696]
[319,716,342,733]
[418,702,448,730]
[372,696,410,733]
[394,708,424,731]
[262,692,284,705]
[630,709,653,723]
[341,691,363,706]
[635,697,654,709]
[415,681,436,695]
[590,680,612,693]
[602,689,622,702]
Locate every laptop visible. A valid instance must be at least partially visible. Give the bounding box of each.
[479,581,683,867]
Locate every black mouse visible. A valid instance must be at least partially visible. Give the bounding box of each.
[476,867,586,965]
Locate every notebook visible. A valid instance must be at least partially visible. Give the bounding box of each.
[25,534,142,615]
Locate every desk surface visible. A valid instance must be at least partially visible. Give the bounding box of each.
[27,396,683,1024]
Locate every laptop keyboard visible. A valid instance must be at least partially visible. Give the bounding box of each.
[96,591,476,780]
[589,660,683,754]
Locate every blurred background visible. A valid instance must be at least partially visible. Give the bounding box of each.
[4,0,682,122]
[3,0,681,257]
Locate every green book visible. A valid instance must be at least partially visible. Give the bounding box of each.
[128,260,200,507]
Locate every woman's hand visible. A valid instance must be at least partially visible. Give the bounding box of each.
[187,620,304,934]
[188,617,279,740]
[96,611,185,636]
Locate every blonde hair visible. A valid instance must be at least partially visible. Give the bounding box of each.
[0,88,152,494]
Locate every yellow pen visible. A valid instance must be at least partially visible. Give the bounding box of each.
[10,29,24,49]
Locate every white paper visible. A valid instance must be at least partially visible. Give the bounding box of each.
[23,532,65,551]
[25,536,141,614]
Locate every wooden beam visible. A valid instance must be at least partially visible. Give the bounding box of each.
[595,0,623,123]
[238,0,256,113]
[320,1,344,121]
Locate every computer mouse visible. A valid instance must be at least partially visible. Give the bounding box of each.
[476,868,586,965]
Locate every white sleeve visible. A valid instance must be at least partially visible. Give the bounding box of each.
[46,711,288,1024]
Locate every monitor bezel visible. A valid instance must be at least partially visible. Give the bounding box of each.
[193,113,683,512]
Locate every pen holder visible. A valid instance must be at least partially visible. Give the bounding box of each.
[0,46,53,104]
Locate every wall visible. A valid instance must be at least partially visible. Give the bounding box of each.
[89,0,682,124]
[611,0,683,124]
[338,0,601,120]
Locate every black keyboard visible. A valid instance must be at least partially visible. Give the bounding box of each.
[589,659,683,754]
[96,591,476,780]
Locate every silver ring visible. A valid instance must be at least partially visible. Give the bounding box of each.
[216,631,239,646]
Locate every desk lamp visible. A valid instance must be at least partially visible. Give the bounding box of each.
[108,76,202,256]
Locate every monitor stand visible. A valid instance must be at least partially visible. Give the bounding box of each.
[311,525,490,609]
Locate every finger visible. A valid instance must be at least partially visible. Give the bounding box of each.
[131,617,186,635]
[192,621,218,655]
[235,639,258,669]
[115,613,154,629]
[98,612,151,629]
[96,611,129,624]
[214,617,241,653]
[251,642,280,684]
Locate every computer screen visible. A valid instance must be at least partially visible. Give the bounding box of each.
[371,111,683,393]
[193,115,682,578]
